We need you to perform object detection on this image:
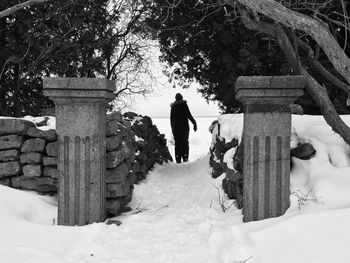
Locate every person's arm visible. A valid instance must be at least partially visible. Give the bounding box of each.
[186,104,197,131]
[170,106,175,131]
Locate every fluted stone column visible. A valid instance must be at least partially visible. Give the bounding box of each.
[44,78,115,226]
[235,76,304,222]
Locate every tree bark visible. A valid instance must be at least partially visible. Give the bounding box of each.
[0,0,50,19]
[239,8,350,145]
[235,0,350,85]
[296,39,350,94]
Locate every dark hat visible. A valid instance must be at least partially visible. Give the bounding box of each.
[175,93,183,101]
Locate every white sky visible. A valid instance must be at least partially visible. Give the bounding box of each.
[129,45,220,118]
[131,84,220,118]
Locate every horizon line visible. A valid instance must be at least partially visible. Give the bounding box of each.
[148,115,219,118]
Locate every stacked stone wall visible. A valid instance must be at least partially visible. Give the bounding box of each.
[0,112,172,217]
[0,118,58,193]
[209,121,243,208]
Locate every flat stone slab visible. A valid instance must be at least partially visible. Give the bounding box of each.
[106,183,130,198]
[106,150,125,169]
[46,142,58,157]
[27,127,57,141]
[0,135,23,150]
[11,176,56,192]
[43,166,58,178]
[106,163,128,184]
[0,178,10,186]
[43,156,57,166]
[107,112,123,122]
[0,161,21,177]
[43,78,116,101]
[23,164,42,177]
[106,136,122,152]
[0,118,35,136]
[235,76,304,104]
[106,121,128,137]
[0,149,20,162]
[20,152,43,164]
[21,138,46,153]
[291,143,316,160]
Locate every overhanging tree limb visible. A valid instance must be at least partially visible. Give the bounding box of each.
[232,0,350,84]
[0,0,51,19]
[296,39,350,94]
[239,6,350,145]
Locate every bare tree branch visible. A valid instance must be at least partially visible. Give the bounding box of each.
[233,0,350,84]
[239,7,350,145]
[0,0,51,19]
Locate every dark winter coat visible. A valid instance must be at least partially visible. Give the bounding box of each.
[170,100,196,136]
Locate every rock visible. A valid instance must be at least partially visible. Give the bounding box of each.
[222,177,237,199]
[226,168,243,182]
[21,138,46,153]
[224,138,238,151]
[135,152,147,164]
[222,178,243,208]
[43,166,58,178]
[127,170,137,185]
[122,121,132,130]
[46,142,58,157]
[106,219,122,226]
[131,161,140,173]
[211,160,224,178]
[233,144,243,173]
[43,156,57,166]
[106,150,125,169]
[0,161,21,178]
[23,164,42,177]
[106,120,128,137]
[106,163,128,183]
[291,143,316,160]
[106,199,123,217]
[11,176,56,192]
[106,135,122,152]
[0,178,10,186]
[0,149,20,162]
[106,183,130,198]
[0,118,35,136]
[107,111,123,122]
[123,112,138,120]
[0,135,24,150]
[142,116,153,127]
[120,141,132,159]
[20,152,43,164]
[291,104,304,115]
[27,127,57,141]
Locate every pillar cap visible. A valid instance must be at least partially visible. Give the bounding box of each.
[43,77,116,102]
[235,76,304,104]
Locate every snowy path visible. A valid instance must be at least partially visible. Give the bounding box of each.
[1,117,350,263]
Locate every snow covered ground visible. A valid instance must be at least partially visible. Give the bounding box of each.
[1,115,350,263]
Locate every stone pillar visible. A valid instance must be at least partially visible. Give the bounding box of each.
[43,78,115,226]
[235,76,304,222]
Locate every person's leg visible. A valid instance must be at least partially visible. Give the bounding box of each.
[182,131,189,162]
[174,133,183,163]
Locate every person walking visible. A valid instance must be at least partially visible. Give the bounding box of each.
[170,93,197,163]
